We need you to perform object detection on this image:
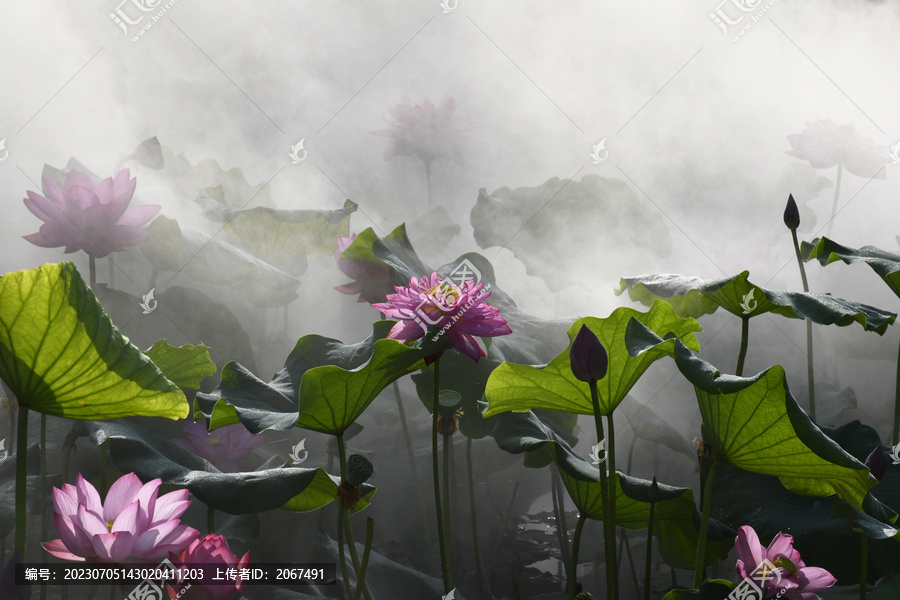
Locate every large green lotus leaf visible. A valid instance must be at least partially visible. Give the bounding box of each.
[483,300,701,417]
[91,284,258,390]
[145,340,217,390]
[86,418,374,514]
[627,318,877,508]
[492,411,735,569]
[140,215,300,307]
[616,271,896,333]
[471,175,672,292]
[0,263,188,420]
[802,237,900,299]
[195,320,429,436]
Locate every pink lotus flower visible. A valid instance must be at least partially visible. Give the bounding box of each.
[23,169,160,258]
[167,534,250,600]
[43,473,198,563]
[372,272,511,361]
[170,419,264,473]
[334,234,396,304]
[786,120,887,179]
[735,525,836,600]
[372,96,472,164]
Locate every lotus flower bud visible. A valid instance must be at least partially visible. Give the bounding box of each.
[346,454,374,488]
[865,447,887,481]
[783,194,800,230]
[570,325,608,384]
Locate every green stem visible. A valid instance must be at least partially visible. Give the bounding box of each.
[337,506,351,597]
[791,227,816,421]
[108,255,114,288]
[693,459,720,587]
[466,438,488,600]
[352,518,375,600]
[606,413,617,559]
[589,381,617,600]
[645,499,656,600]
[825,163,843,238]
[108,582,116,600]
[40,414,47,600]
[567,513,587,600]
[441,433,453,581]
[336,435,372,600]
[432,358,453,592]
[553,468,571,574]
[99,443,108,496]
[893,338,900,446]
[736,316,749,377]
[622,530,640,598]
[89,256,96,287]
[207,504,215,534]
[15,407,28,557]
[551,469,568,585]
[860,533,868,600]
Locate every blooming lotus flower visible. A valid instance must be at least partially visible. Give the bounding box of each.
[334,234,396,304]
[23,169,160,258]
[786,120,886,179]
[372,96,472,164]
[372,272,511,361]
[167,534,250,600]
[43,473,198,563]
[735,525,836,600]
[170,419,264,473]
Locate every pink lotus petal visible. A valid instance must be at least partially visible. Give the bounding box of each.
[103,473,144,522]
[42,539,86,562]
[64,170,95,191]
[24,191,62,223]
[766,532,803,566]
[75,474,103,516]
[151,490,191,524]
[91,532,134,563]
[796,567,837,592]
[735,526,766,574]
[110,500,142,535]
[116,202,159,228]
[42,177,64,203]
[52,512,95,558]
[75,504,108,537]
[52,486,79,517]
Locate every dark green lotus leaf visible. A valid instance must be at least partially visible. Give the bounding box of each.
[627,319,877,508]
[91,284,258,391]
[471,175,672,292]
[140,215,300,307]
[831,500,899,539]
[484,301,701,417]
[195,320,429,436]
[145,340,217,391]
[492,411,734,569]
[616,271,896,333]
[802,237,900,299]
[86,419,374,514]
[0,263,188,420]
[661,580,734,600]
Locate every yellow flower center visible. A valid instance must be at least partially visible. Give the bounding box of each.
[106,519,115,532]
[206,437,221,445]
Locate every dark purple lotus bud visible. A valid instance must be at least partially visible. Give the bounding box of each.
[570,325,608,384]
[865,447,888,481]
[783,194,800,230]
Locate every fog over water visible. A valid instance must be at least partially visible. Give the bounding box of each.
[2,1,900,592]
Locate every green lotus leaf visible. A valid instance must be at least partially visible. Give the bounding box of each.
[86,418,374,514]
[483,300,701,417]
[0,263,187,420]
[492,411,735,569]
[801,237,900,299]
[627,318,877,509]
[145,340,217,390]
[616,271,896,333]
[195,320,429,436]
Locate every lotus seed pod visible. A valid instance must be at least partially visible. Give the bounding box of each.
[437,389,462,417]
[575,592,594,600]
[346,454,374,487]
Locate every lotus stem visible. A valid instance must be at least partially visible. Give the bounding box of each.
[466,438,488,600]
[432,358,453,592]
[693,459,720,588]
[108,255,114,288]
[15,406,28,556]
[337,434,373,600]
[108,582,116,600]
[645,499,656,600]
[551,468,570,580]
[89,256,96,287]
[99,443,108,495]
[351,517,375,600]
[589,380,617,600]
[791,226,816,420]
[622,530,640,598]
[441,431,452,578]
[860,533,868,600]
[893,338,900,446]
[567,512,587,600]
[606,413,618,560]
[337,506,351,596]
[149,267,158,290]
[826,163,843,238]
[425,161,433,210]
[736,316,749,377]
[40,414,47,600]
